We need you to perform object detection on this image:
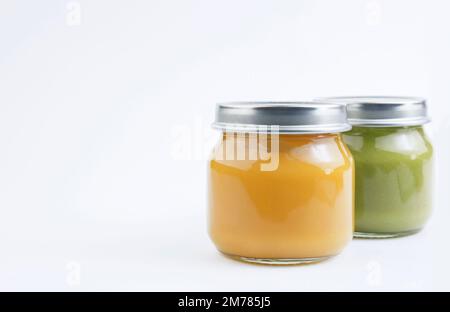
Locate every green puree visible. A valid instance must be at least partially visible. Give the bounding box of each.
[343,126,433,235]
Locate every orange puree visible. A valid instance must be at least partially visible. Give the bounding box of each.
[208,133,354,261]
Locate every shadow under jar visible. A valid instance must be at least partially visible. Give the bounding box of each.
[208,102,354,265]
[322,97,433,238]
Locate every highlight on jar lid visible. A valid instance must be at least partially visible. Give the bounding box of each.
[212,102,351,134]
[318,96,430,127]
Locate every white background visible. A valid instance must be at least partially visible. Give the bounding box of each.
[0,0,449,291]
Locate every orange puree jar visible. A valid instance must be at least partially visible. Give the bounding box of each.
[208,102,354,265]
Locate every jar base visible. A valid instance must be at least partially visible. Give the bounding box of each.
[354,229,422,239]
[221,252,332,265]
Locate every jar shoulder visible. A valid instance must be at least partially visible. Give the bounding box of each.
[209,134,353,172]
[342,127,433,159]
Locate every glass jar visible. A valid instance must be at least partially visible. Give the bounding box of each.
[208,102,354,264]
[323,97,433,238]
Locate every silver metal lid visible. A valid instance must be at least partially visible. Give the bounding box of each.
[212,102,351,134]
[319,96,430,127]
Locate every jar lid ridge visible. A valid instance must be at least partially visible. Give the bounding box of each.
[318,96,430,127]
[213,102,351,134]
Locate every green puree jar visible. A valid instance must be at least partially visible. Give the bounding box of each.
[323,97,433,238]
